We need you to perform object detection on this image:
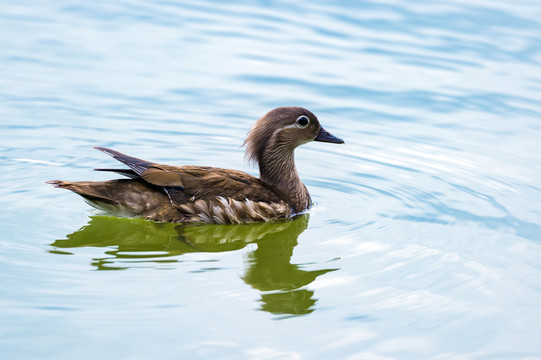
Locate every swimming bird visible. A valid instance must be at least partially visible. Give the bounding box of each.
[47,107,344,224]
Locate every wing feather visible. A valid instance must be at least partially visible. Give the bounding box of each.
[94,147,284,208]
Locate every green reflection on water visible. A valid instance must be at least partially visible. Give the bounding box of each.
[50,215,337,316]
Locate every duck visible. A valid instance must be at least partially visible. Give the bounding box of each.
[47,106,344,224]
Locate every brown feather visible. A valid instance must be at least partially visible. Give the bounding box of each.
[48,107,343,223]
[141,167,184,187]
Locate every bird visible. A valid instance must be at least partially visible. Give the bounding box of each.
[47,106,344,224]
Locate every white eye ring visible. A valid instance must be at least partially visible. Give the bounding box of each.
[296,115,310,128]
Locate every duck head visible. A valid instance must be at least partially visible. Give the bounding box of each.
[244,107,343,194]
[244,106,344,166]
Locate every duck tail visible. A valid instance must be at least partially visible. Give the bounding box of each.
[46,180,116,205]
[46,180,74,188]
[46,179,175,220]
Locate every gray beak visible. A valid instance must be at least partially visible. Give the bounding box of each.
[314,127,344,144]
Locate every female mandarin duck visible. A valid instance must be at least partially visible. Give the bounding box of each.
[47,107,344,224]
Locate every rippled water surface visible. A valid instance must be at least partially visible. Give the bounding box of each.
[2,1,541,359]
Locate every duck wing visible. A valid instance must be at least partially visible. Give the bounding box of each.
[94,147,284,205]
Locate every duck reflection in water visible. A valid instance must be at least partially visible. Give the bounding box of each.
[50,214,337,316]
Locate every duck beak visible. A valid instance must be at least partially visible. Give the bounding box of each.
[314,127,344,144]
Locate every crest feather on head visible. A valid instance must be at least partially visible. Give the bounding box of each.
[243,107,317,165]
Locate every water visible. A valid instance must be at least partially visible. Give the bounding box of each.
[1,0,541,359]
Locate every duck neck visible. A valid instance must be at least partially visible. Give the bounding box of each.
[258,149,310,212]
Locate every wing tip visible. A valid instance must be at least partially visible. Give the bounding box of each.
[94,146,117,157]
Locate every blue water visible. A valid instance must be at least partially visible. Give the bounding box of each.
[2,0,541,359]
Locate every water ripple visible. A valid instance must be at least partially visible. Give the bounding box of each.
[2,0,541,359]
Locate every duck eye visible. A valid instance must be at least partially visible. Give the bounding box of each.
[296,115,310,128]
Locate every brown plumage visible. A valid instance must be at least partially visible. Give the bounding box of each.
[47,106,344,224]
